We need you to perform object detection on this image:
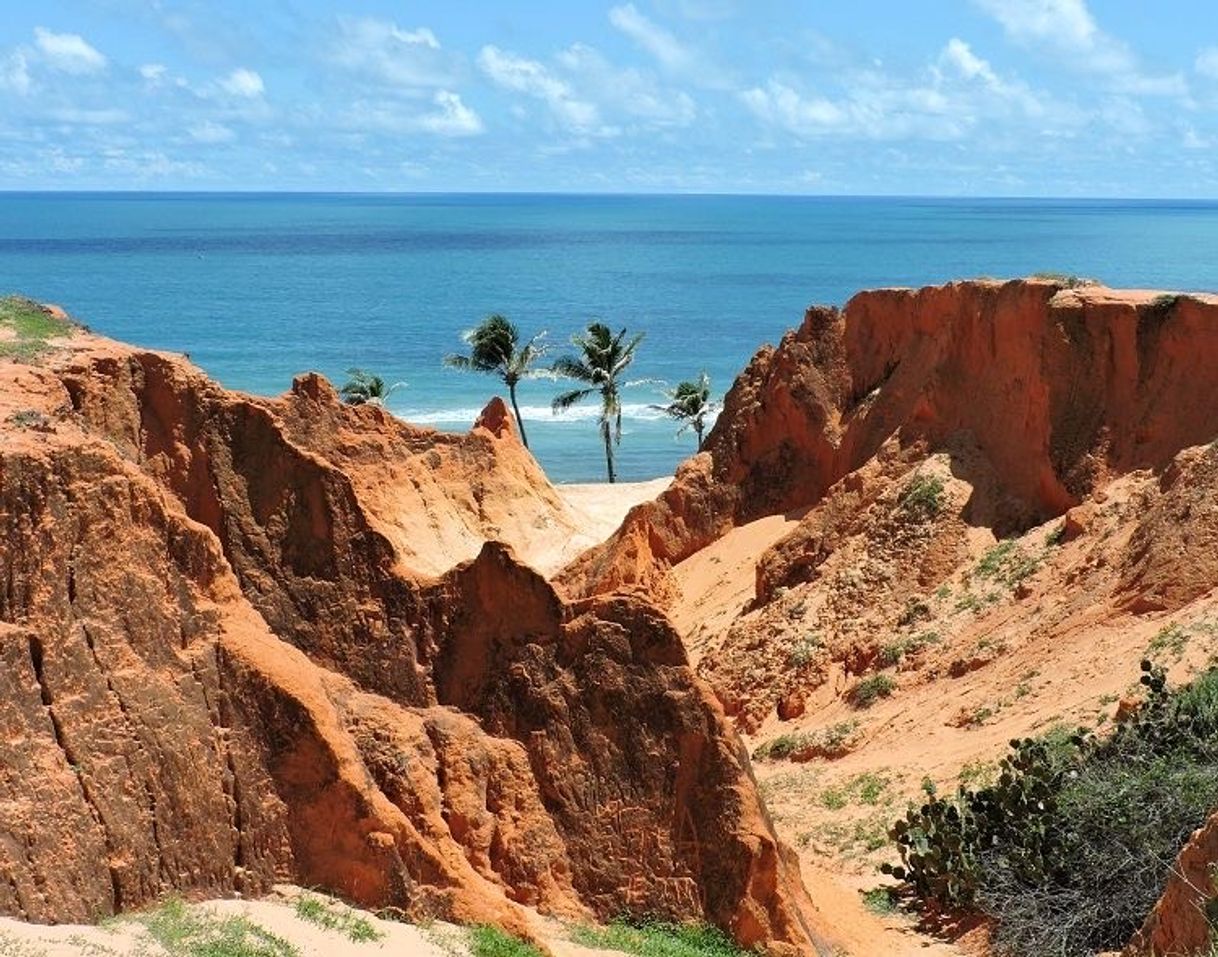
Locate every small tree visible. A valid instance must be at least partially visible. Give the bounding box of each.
[444,314,546,448]
[551,322,645,484]
[654,371,716,450]
[339,368,404,407]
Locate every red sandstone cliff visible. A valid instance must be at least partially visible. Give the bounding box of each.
[0,329,827,954]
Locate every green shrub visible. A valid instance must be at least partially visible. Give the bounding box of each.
[469,925,543,957]
[292,894,381,942]
[883,663,1218,957]
[136,898,299,957]
[897,474,945,522]
[570,920,746,957]
[853,674,895,707]
[753,721,860,761]
[0,295,75,360]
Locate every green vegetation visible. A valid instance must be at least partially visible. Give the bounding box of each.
[974,540,1041,588]
[752,721,859,761]
[852,673,895,707]
[338,368,405,407]
[135,897,299,957]
[897,473,945,522]
[787,632,822,666]
[291,893,381,942]
[551,322,645,484]
[1148,622,1190,659]
[860,887,899,915]
[0,295,75,361]
[1031,272,1092,288]
[883,664,1218,957]
[444,314,547,448]
[468,925,543,957]
[570,920,747,957]
[653,371,716,450]
[879,630,939,666]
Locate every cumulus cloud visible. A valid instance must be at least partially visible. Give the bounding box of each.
[973,0,1185,96]
[609,4,693,73]
[477,45,606,134]
[331,17,455,89]
[140,63,168,83]
[416,90,484,136]
[938,38,1043,115]
[556,43,697,128]
[218,68,264,98]
[33,27,107,74]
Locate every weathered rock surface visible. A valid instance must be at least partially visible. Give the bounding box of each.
[0,333,826,954]
[559,280,1218,602]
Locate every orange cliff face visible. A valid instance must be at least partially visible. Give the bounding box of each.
[558,279,1218,604]
[0,329,829,955]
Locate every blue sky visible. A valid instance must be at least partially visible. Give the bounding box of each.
[1,0,1216,194]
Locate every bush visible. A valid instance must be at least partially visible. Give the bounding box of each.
[883,663,1218,956]
[853,674,896,707]
[898,474,945,522]
[469,925,543,957]
[570,920,746,957]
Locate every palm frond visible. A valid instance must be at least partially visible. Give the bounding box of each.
[552,387,595,413]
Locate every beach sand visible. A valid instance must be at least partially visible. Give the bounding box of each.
[543,476,671,574]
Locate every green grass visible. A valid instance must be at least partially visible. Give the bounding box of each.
[1031,272,1093,288]
[860,887,899,915]
[974,540,1041,588]
[135,898,299,957]
[468,926,543,957]
[752,721,859,761]
[0,295,75,361]
[569,920,747,957]
[1148,623,1190,660]
[291,894,381,943]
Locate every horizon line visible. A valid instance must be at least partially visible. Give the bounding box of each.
[2,188,1217,203]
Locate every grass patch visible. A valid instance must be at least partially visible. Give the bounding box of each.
[879,631,938,666]
[897,474,945,522]
[884,664,1218,957]
[974,540,1041,588]
[570,920,747,957]
[1031,272,1093,288]
[819,771,893,811]
[1148,623,1190,660]
[860,887,899,915]
[469,925,543,957]
[852,674,895,708]
[752,721,859,761]
[136,897,299,957]
[0,295,75,361]
[292,893,381,943]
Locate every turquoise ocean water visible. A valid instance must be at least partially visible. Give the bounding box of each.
[1,193,1216,482]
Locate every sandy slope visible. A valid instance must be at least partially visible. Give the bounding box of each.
[548,478,672,573]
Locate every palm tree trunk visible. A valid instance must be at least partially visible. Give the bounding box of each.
[602,420,616,483]
[695,422,704,451]
[508,382,529,448]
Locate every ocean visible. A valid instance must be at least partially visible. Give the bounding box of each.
[1,193,1216,483]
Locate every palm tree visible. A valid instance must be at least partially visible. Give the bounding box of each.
[444,314,547,448]
[654,371,716,450]
[339,368,404,407]
[551,322,644,484]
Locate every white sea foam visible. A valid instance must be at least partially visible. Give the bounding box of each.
[397,402,719,427]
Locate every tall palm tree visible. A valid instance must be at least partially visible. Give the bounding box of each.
[551,322,644,484]
[339,368,404,407]
[654,371,716,450]
[444,314,546,448]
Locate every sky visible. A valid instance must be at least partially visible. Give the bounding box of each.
[1,1,1217,195]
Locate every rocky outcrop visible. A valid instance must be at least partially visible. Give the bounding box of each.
[0,335,827,954]
[559,280,1218,602]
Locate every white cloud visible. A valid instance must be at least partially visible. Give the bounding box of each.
[188,120,236,143]
[140,63,168,83]
[0,50,31,94]
[1197,47,1218,80]
[938,38,1043,114]
[557,43,696,127]
[740,81,848,135]
[33,27,107,74]
[218,68,264,98]
[477,45,607,134]
[48,107,130,125]
[331,17,454,89]
[973,0,1186,96]
[416,90,483,136]
[609,4,693,73]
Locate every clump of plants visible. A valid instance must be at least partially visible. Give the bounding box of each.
[753,720,859,761]
[882,662,1218,956]
[292,893,381,942]
[974,540,1041,589]
[0,295,77,360]
[897,474,945,522]
[853,674,896,707]
[469,925,544,957]
[570,920,747,957]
